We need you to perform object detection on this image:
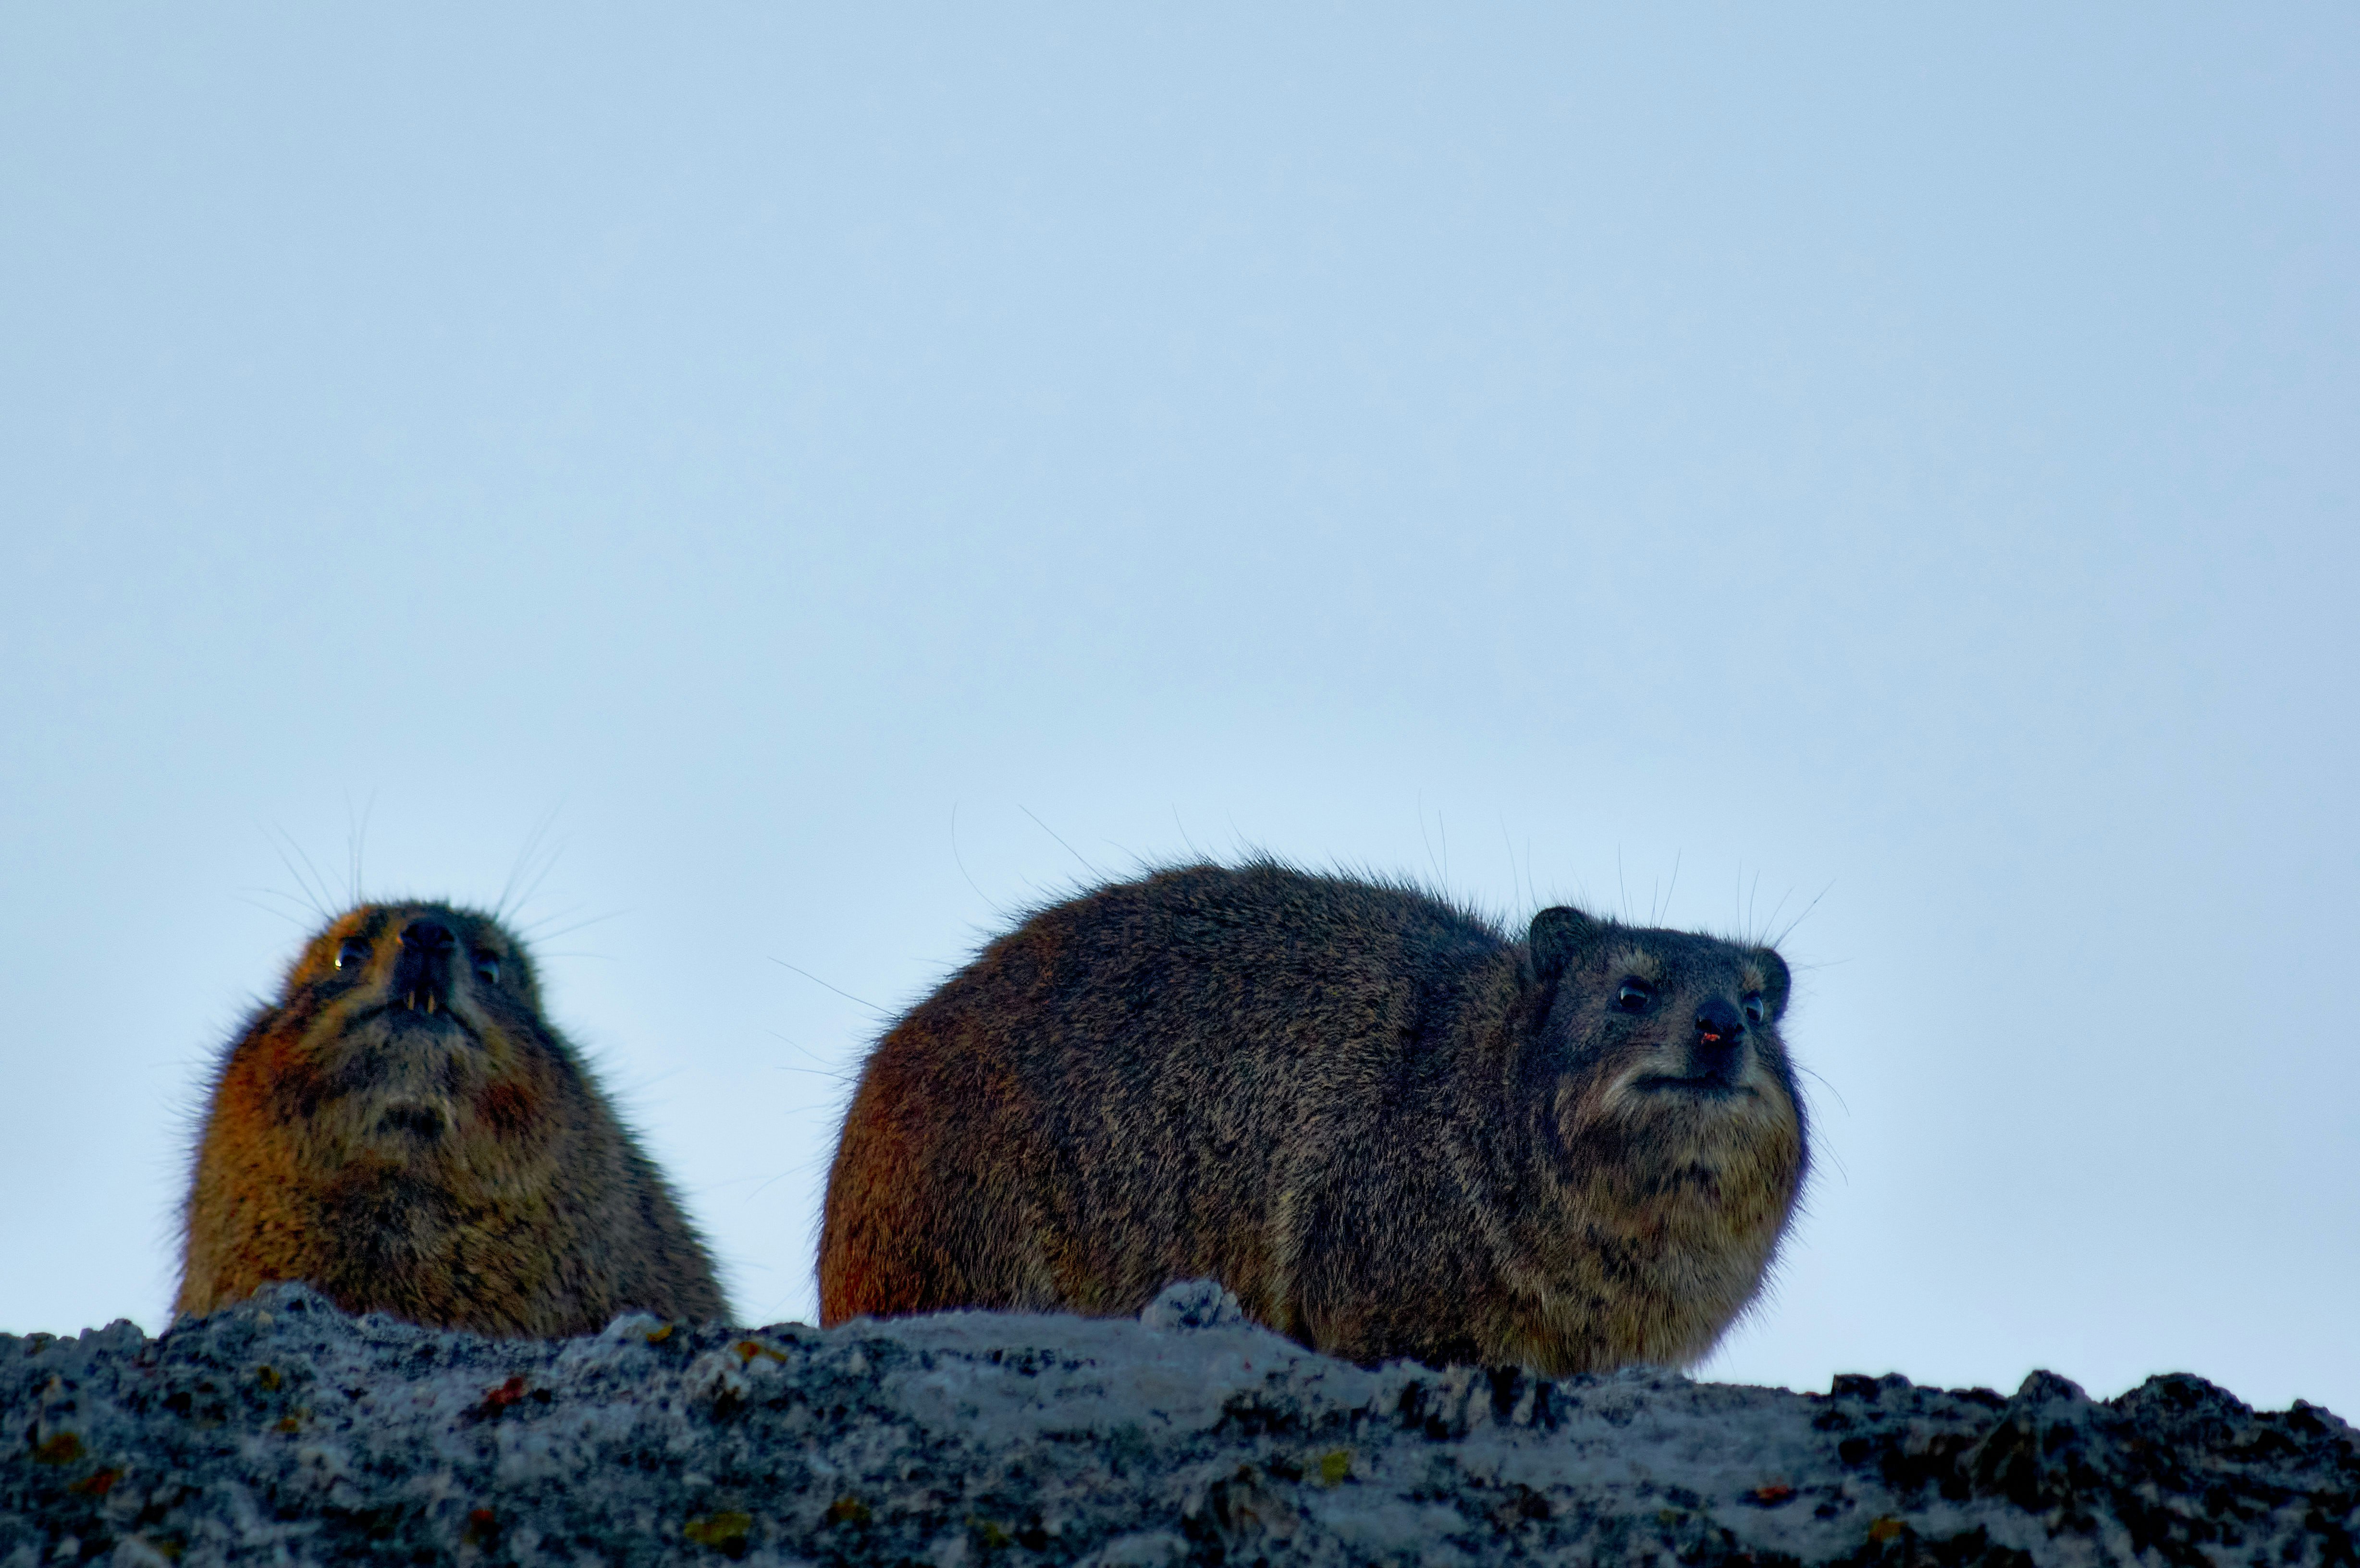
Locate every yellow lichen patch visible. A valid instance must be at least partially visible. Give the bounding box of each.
[1317,1448,1352,1486]
[33,1432,83,1465]
[683,1511,751,1551]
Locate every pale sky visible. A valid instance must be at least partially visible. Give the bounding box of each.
[5,7,2355,1417]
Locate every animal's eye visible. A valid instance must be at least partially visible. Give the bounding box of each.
[472,951,501,986]
[1742,992,1766,1025]
[334,938,371,972]
[1615,980,1654,1013]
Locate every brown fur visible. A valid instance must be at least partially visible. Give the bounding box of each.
[177,902,728,1336]
[819,862,1807,1374]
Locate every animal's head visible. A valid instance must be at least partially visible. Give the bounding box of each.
[1523,906,1807,1237]
[223,902,577,1179]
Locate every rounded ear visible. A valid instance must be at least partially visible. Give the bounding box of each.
[1528,906,1604,986]
[1757,948,1793,1015]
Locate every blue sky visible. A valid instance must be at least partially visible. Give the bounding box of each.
[4,6,2355,1415]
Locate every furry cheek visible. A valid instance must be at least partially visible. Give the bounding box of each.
[474,1080,540,1139]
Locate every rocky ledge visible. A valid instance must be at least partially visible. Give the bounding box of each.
[4,1283,2354,1566]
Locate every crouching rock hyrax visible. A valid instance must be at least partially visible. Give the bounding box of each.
[819,862,1807,1374]
[177,902,729,1336]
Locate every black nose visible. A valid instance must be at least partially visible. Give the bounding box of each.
[1692,997,1746,1080]
[392,919,458,1012]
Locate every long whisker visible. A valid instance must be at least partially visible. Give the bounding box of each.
[345,790,377,906]
[261,825,331,923]
[1770,880,1834,949]
[950,804,1010,918]
[1019,805,1101,880]
[771,958,892,1019]
[513,907,621,946]
[764,1030,851,1078]
[236,892,310,929]
[1498,814,1524,912]
[1797,1063,1850,1117]
[496,805,567,923]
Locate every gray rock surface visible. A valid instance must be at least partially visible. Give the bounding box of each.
[5,1281,2353,1566]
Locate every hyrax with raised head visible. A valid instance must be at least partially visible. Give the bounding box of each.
[820,861,1807,1373]
[178,902,728,1336]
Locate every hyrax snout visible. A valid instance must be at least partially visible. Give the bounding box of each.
[819,862,1807,1374]
[178,901,729,1336]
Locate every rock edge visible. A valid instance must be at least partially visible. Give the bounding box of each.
[5,1282,2355,1566]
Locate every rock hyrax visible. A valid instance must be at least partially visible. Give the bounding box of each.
[820,862,1807,1374]
[178,902,728,1336]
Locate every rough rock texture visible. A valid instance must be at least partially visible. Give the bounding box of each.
[5,1282,2354,1566]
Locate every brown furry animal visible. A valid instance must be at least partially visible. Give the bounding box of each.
[177,902,728,1336]
[820,862,1806,1374]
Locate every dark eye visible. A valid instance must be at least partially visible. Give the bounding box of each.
[472,950,501,986]
[1743,992,1766,1025]
[334,937,371,972]
[1615,979,1654,1013]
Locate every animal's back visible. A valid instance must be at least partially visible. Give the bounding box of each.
[820,862,1510,1325]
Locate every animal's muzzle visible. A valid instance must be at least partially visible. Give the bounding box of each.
[391,919,458,1014]
[1690,998,1746,1082]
